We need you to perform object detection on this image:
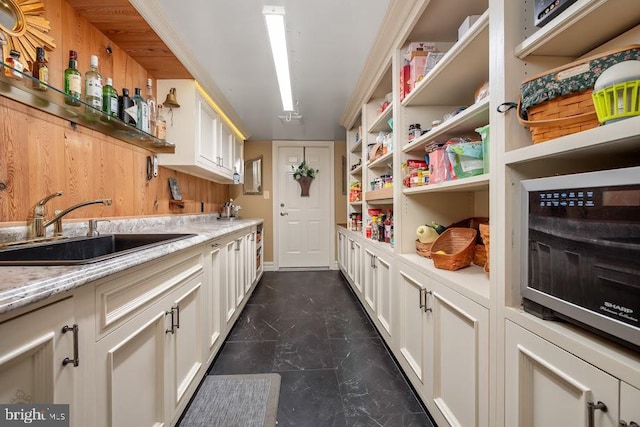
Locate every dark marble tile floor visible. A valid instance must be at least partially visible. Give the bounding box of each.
[188,270,435,427]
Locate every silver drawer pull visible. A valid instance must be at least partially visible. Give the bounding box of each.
[587,401,607,427]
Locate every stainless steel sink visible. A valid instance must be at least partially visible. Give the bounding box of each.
[0,233,196,266]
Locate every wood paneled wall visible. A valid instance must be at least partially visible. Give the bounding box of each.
[0,0,228,223]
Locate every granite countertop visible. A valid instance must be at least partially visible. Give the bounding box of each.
[0,214,263,315]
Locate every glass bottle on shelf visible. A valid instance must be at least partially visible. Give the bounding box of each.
[118,88,136,126]
[64,50,81,106]
[4,50,23,80]
[84,55,103,115]
[156,104,167,140]
[133,87,149,132]
[31,47,48,91]
[102,77,118,119]
[146,78,157,136]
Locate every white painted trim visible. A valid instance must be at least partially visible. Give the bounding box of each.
[263,262,276,272]
[272,141,335,271]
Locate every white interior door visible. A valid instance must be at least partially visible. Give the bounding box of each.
[276,144,332,268]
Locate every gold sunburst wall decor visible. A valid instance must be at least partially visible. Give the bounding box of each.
[0,0,55,67]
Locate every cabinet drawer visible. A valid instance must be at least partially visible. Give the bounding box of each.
[95,248,204,339]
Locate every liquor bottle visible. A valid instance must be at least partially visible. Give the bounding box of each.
[84,55,103,115]
[146,79,157,136]
[31,47,48,91]
[133,87,149,132]
[156,104,167,140]
[64,50,81,106]
[118,88,136,126]
[4,50,23,80]
[102,77,118,119]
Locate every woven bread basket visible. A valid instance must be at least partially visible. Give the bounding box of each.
[430,228,476,271]
[473,244,487,267]
[415,240,433,258]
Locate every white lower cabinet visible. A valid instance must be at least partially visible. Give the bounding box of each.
[234,235,245,307]
[225,237,238,324]
[505,320,639,427]
[396,260,489,427]
[205,240,224,360]
[0,298,79,425]
[338,230,347,270]
[347,236,363,294]
[94,250,205,427]
[363,248,377,313]
[362,245,393,343]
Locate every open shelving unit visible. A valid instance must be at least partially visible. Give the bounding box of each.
[0,60,175,154]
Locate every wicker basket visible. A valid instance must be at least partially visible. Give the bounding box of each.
[518,90,599,143]
[430,228,477,271]
[415,240,433,259]
[473,244,487,267]
[479,223,490,274]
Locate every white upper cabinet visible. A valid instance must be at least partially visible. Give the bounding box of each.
[156,79,244,184]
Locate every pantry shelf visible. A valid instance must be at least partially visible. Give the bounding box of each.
[403,174,490,194]
[367,102,394,134]
[402,98,490,155]
[368,151,393,169]
[515,0,640,59]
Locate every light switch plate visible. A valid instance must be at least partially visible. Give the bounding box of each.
[264,191,270,199]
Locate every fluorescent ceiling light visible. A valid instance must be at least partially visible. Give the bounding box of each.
[263,5,294,112]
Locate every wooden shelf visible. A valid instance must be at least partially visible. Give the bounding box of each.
[367,102,394,133]
[505,116,640,166]
[403,174,490,194]
[368,150,393,169]
[402,11,489,107]
[402,98,490,155]
[350,164,363,175]
[515,0,640,59]
[350,139,363,153]
[365,187,393,201]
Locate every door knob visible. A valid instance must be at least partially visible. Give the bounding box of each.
[280,212,288,216]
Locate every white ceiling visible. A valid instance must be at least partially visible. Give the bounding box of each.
[154,0,391,141]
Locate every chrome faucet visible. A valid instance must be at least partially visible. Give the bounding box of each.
[28,192,113,238]
[44,199,113,237]
[27,191,63,239]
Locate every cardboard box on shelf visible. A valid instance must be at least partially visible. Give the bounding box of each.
[410,55,428,91]
[405,41,455,60]
[400,63,410,101]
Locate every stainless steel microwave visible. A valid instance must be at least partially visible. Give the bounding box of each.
[521,166,640,351]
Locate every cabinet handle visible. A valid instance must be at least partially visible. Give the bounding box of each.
[165,306,178,334]
[424,290,433,313]
[212,242,220,248]
[175,305,180,330]
[620,422,640,427]
[235,240,241,251]
[61,324,79,367]
[351,241,354,250]
[587,401,608,427]
[419,288,426,310]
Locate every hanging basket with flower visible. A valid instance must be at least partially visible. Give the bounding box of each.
[291,161,319,197]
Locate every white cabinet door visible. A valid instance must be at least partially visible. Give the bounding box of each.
[337,231,346,270]
[196,94,219,169]
[219,122,234,175]
[505,321,619,427]
[397,267,428,387]
[375,251,392,338]
[0,299,77,424]
[244,231,255,292]
[352,239,363,294]
[167,279,204,424]
[620,382,640,427]
[363,248,377,313]
[396,260,489,427]
[225,239,237,324]
[95,302,168,427]
[426,281,489,427]
[234,236,245,307]
[347,237,357,282]
[205,241,224,357]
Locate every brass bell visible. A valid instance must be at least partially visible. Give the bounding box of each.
[163,88,180,108]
